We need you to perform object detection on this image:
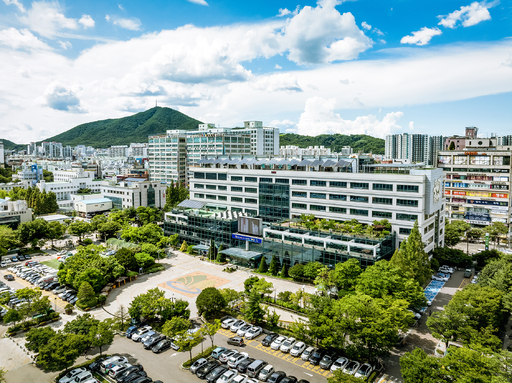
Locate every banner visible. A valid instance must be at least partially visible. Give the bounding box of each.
[491,193,508,199]
[453,191,466,196]
[466,191,492,197]
[466,199,508,207]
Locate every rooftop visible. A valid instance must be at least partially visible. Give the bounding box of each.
[79,198,112,205]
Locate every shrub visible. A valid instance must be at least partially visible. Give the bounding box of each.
[81,239,93,246]
[145,265,164,273]
[187,245,195,254]
[76,297,98,310]
[98,295,106,304]
[182,346,217,368]
[126,271,138,277]
[65,304,73,314]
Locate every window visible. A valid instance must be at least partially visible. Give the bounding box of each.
[330,207,347,214]
[399,228,411,235]
[205,194,217,200]
[275,178,289,184]
[373,183,393,191]
[373,197,393,205]
[310,204,326,211]
[218,185,227,191]
[231,197,243,202]
[195,184,204,189]
[350,196,368,203]
[206,173,217,180]
[194,193,204,198]
[260,178,273,183]
[231,176,243,182]
[218,173,227,181]
[231,186,243,192]
[396,199,419,207]
[245,177,257,182]
[194,172,205,179]
[206,185,216,190]
[311,193,326,199]
[292,203,307,209]
[397,185,419,193]
[397,213,418,221]
[218,195,227,201]
[350,182,369,189]
[245,198,257,204]
[373,211,392,218]
[292,179,307,185]
[350,209,368,216]
[246,209,257,215]
[330,181,347,188]
[292,191,307,198]
[310,180,327,187]
[245,187,257,193]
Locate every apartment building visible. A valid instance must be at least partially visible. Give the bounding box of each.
[108,145,129,158]
[385,133,445,166]
[189,157,445,253]
[148,133,187,184]
[53,169,95,182]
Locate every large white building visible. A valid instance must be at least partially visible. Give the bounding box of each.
[0,199,32,227]
[53,169,95,182]
[189,157,445,253]
[280,145,332,156]
[101,180,167,210]
[385,133,445,166]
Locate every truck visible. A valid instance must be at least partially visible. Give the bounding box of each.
[464,269,472,278]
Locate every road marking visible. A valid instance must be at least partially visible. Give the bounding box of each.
[304,373,312,377]
[170,353,177,357]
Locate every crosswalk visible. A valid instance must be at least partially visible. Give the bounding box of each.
[217,328,333,378]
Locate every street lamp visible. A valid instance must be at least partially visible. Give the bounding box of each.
[54,297,57,311]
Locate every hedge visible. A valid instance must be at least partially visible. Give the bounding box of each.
[76,297,99,310]
[262,296,306,314]
[182,345,217,368]
[146,265,164,273]
[7,312,60,334]
[126,271,138,277]
[54,354,111,382]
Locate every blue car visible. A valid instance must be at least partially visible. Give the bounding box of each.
[126,325,139,338]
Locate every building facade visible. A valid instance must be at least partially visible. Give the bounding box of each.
[101,181,167,210]
[385,133,444,166]
[0,199,32,227]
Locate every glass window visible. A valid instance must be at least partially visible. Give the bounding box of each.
[373,183,393,191]
[330,207,346,213]
[310,180,327,187]
[350,182,369,189]
[194,193,204,198]
[399,228,412,235]
[330,181,347,188]
[231,197,243,202]
[397,213,418,221]
[310,204,326,211]
[205,194,216,200]
[245,187,257,193]
[260,178,273,183]
[218,185,227,191]
[205,173,217,180]
[231,176,243,182]
[218,173,227,180]
[292,179,307,185]
[275,178,289,184]
[292,203,307,209]
[292,191,307,198]
[231,186,243,192]
[246,209,257,215]
[195,184,204,189]
[396,199,419,207]
[350,209,368,216]
[329,194,347,200]
[372,211,392,218]
[397,185,419,193]
[218,196,227,201]
[194,172,205,179]
[206,185,216,190]
[245,198,258,204]
[350,196,368,203]
[310,193,326,199]
[245,177,257,182]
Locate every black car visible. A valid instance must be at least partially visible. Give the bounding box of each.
[227,337,244,347]
[319,352,336,369]
[3,274,14,281]
[268,371,286,383]
[129,377,151,383]
[45,282,59,291]
[152,338,172,353]
[17,255,25,261]
[88,357,106,372]
[24,255,31,260]
[205,366,228,383]
[121,371,148,383]
[115,365,144,382]
[125,325,140,338]
[308,349,324,365]
[281,377,297,383]
[298,380,310,383]
[261,333,278,347]
[196,361,221,379]
[237,358,255,373]
[143,334,165,350]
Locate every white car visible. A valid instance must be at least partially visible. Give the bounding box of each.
[471,275,479,284]
[0,261,6,268]
[245,326,262,340]
[258,365,274,382]
[217,369,238,383]
[99,356,128,374]
[108,364,131,379]
[59,368,87,383]
[232,374,248,383]
[439,265,454,274]
[227,352,248,368]
[219,350,238,363]
[354,363,373,379]
[131,326,152,341]
[222,318,237,329]
[331,357,349,372]
[432,273,449,282]
[237,324,252,337]
[270,336,286,350]
[230,320,246,333]
[279,337,296,353]
[343,360,360,376]
[71,371,93,383]
[289,342,306,357]
[301,346,314,361]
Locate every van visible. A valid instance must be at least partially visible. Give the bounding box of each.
[247,360,267,378]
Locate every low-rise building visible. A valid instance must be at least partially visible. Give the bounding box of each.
[101,180,166,210]
[0,199,32,227]
[75,198,113,217]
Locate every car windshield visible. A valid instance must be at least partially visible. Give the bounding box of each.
[357,366,369,375]
[283,340,292,346]
[312,351,321,357]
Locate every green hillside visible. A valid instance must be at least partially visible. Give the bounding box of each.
[279,133,385,154]
[1,139,26,151]
[44,107,203,147]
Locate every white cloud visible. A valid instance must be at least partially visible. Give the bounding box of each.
[3,0,25,12]
[118,3,124,10]
[408,121,414,129]
[275,64,282,69]
[401,27,442,46]
[0,27,51,50]
[295,96,404,137]
[19,1,79,38]
[277,8,291,17]
[361,21,371,30]
[269,119,297,131]
[109,16,141,31]
[252,73,302,93]
[438,1,492,28]
[58,40,71,50]
[43,82,86,113]
[79,15,95,29]
[187,0,208,5]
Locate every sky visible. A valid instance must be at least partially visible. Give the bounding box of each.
[1,0,512,143]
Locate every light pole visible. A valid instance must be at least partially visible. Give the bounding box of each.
[54,297,57,311]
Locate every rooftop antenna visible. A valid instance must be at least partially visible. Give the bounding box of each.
[155,100,158,107]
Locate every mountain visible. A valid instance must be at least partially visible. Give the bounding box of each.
[279,133,385,155]
[43,107,203,148]
[1,139,26,151]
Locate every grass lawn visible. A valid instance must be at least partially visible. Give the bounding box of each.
[41,259,60,270]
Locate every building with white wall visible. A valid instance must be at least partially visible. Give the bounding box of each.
[53,169,95,182]
[108,145,129,158]
[279,145,332,156]
[101,180,166,210]
[0,199,32,227]
[385,133,445,166]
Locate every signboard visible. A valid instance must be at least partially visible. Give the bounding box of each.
[466,191,492,197]
[466,220,491,226]
[491,193,508,199]
[232,233,263,244]
[485,233,489,250]
[238,217,263,237]
[453,191,466,196]
[467,199,508,207]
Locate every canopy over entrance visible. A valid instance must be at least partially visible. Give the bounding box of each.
[219,248,263,267]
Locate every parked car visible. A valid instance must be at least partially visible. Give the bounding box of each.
[152,338,172,353]
[222,318,237,329]
[217,369,238,383]
[53,285,67,294]
[99,356,128,374]
[219,350,238,363]
[319,352,336,370]
[245,326,262,340]
[125,325,140,338]
[258,365,274,382]
[206,366,228,383]
[464,269,472,278]
[439,265,454,274]
[237,324,253,337]
[117,370,146,383]
[131,326,152,342]
[331,357,349,372]
[109,365,132,379]
[227,353,248,369]
[190,358,209,374]
[3,274,14,281]
[140,331,157,344]
[230,320,246,333]
[59,368,87,383]
[87,357,106,372]
[279,337,296,353]
[267,371,286,383]
[236,358,255,373]
[342,360,360,376]
[289,342,306,357]
[17,255,25,261]
[232,374,248,383]
[227,337,244,347]
[432,273,449,282]
[143,333,165,349]
[197,361,221,379]
[308,349,324,365]
[354,363,373,379]
[261,333,278,347]
[270,336,286,350]
[280,377,297,383]
[211,347,228,360]
[114,365,143,382]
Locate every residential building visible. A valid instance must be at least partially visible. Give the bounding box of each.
[53,169,95,182]
[148,133,187,184]
[0,199,32,227]
[280,145,332,156]
[108,145,129,158]
[13,164,43,185]
[385,133,444,166]
[190,157,445,253]
[128,143,148,158]
[101,180,167,210]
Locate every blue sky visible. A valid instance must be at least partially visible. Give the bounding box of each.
[0,0,511,143]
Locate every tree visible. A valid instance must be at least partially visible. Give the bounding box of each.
[3,309,21,325]
[303,261,324,280]
[114,248,138,271]
[121,223,163,244]
[444,220,471,247]
[179,240,188,252]
[478,253,512,312]
[161,317,191,339]
[174,330,203,363]
[473,249,503,269]
[448,141,455,150]
[47,221,66,247]
[17,219,50,248]
[220,288,243,310]
[77,281,96,306]
[0,225,18,255]
[128,288,185,322]
[67,221,93,241]
[244,276,260,294]
[201,319,222,348]
[97,221,122,241]
[169,234,180,248]
[63,313,99,336]
[208,238,215,261]
[288,264,305,281]
[37,333,87,371]
[279,263,288,278]
[0,367,6,383]
[26,327,57,353]
[328,370,371,383]
[257,257,268,273]
[113,305,130,331]
[390,221,431,286]
[251,278,273,296]
[484,221,508,247]
[268,255,279,276]
[90,320,115,355]
[73,267,106,293]
[244,291,265,324]
[134,252,155,269]
[331,258,362,291]
[196,287,227,319]
[216,245,225,263]
[400,348,442,383]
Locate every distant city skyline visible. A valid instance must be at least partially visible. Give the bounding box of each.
[1,0,511,143]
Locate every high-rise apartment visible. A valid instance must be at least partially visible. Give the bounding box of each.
[385,133,444,166]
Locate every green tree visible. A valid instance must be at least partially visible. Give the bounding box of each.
[67,221,93,241]
[141,243,159,258]
[179,240,188,252]
[331,258,362,291]
[169,233,180,248]
[478,253,512,312]
[219,288,243,310]
[134,252,155,269]
[0,225,19,255]
[90,320,115,355]
[114,248,138,271]
[400,348,442,383]
[97,221,122,241]
[279,263,288,278]
[484,221,508,247]
[288,264,305,281]
[37,333,87,371]
[128,288,185,322]
[46,221,66,247]
[257,257,268,273]
[251,278,273,296]
[390,221,431,286]
[196,287,227,319]
[473,249,503,269]
[448,141,455,150]
[216,244,225,263]
[77,281,96,306]
[328,370,371,383]
[244,276,260,294]
[26,327,57,353]
[73,267,106,293]
[444,220,471,247]
[201,319,222,348]
[303,261,324,280]
[268,255,279,276]
[17,219,50,248]
[244,291,265,324]
[174,330,203,362]
[161,316,191,339]
[3,309,21,324]
[63,313,99,336]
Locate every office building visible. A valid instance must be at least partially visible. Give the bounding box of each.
[385,133,445,166]
[0,199,32,227]
[101,180,166,210]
